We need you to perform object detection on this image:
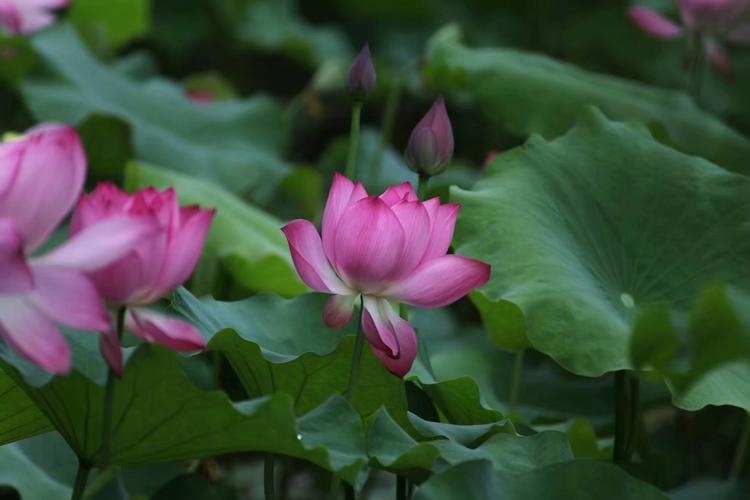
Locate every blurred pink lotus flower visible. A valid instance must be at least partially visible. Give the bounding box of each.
[282,174,490,377]
[72,183,215,376]
[0,0,69,35]
[0,125,157,373]
[186,89,215,105]
[480,150,500,174]
[627,0,750,78]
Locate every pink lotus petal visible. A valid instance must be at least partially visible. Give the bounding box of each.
[704,38,735,79]
[0,125,86,252]
[323,294,357,328]
[361,297,417,378]
[322,173,367,266]
[282,219,351,294]
[0,218,32,293]
[420,201,460,264]
[390,200,431,277]
[628,6,683,38]
[89,251,148,305]
[679,0,747,29]
[148,206,215,299]
[99,327,123,378]
[0,297,70,374]
[126,308,206,352]
[332,196,405,291]
[27,266,110,332]
[34,216,158,272]
[362,296,400,357]
[386,254,490,308]
[379,182,418,206]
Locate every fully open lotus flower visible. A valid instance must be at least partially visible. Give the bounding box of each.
[72,183,215,376]
[0,125,158,374]
[282,174,490,377]
[627,0,750,78]
[0,0,69,35]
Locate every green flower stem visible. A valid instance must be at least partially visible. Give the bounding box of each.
[397,475,407,500]
[100,307,127,469]
[417,174,430,201]
[345,296,366,404]
[369,81,402,187]
[264,454,276,500]
[81,466,119,499]
[70,460,90,500]
[508,349,525,415]
[345,101,363,180]
[687,31,705,106]
[730,413,750,480]
[613,370,640,462]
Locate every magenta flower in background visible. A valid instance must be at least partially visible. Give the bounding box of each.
[72,183,215,376]
[0,0,69,35]
[627,0,750,77]
[0,125,156,373]
[348,44,377,100]
[282,174,490,377]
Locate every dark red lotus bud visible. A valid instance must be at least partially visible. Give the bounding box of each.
[348,44,376,100]
[404,97,454,176]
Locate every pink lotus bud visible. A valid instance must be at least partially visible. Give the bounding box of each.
[281,173,490,377]
[404,97,454,177]
[481,150,500,174]
[627,6,683,38]
[348,44,376,100]
[71,183,215,375]
[678,0,748,31]
[186,90,215,105]
[0,0,70,35]
[0,125,159,374]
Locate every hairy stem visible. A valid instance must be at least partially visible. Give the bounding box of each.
[345,296,366,404]
[264,454,276,500]
[508,349,525,415]
[417,174,430,201]
[70,460,90,500]
[345,101,363,180]
[99,307,126,468]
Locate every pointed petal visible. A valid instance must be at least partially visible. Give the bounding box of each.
[333,197,405,291]
[627,6,683,39]
[386,255,491,308]
[0,218,32,293]
[322,173,367,265]
[99,328,123,378]
[390,200,431,277]
[323,294,357,328]
[362,296,399,356]
[0,125,87,251]
[150,207,215,298]
[0,298,70,374]
[126,308,206,352]
[362,297,417,378]
[421,201,460,263]
[379,182,418,206]
[34,216,158,272]
[282,219,350,294]
[28,266,110,331]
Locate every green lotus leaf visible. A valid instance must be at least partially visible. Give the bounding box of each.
[452,109,750,386]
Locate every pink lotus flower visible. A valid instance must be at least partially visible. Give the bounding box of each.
[0,125,157,373]
[0,0,69,35]
[72,183,215,376]
[627,0,750,78]
[282,174,490,377]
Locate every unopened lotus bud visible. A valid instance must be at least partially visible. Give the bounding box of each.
[348,44,376,100]
[404,97,454,176]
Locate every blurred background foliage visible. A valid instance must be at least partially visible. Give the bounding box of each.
[0,0,749,499]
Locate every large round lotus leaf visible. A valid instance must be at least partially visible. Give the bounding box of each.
[452,109,750,377]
